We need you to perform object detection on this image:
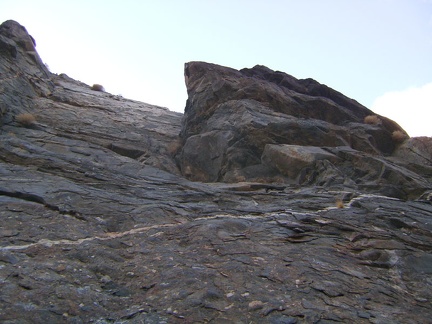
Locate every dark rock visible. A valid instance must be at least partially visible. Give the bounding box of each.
[393,136,432,166]
[0,20,431,323]
[262,144,339,179]
[177,62,430,199]
[180,62,400,181]
[392,137,432,184]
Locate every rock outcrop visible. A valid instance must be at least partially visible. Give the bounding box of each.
[177,61,431,199]
[1,20,431,323]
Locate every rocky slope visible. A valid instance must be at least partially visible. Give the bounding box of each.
[1,20,431,323]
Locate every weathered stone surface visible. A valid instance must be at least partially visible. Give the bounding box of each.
[0,20,182,176]
[0,20,432,323]
[392,137,432,171]
[262,144,339,179]
[177,61,430,198]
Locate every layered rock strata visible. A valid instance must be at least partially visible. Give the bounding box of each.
[177,61,431,199]
[1,20,431,323]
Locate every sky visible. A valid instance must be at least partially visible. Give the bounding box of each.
[1,0,432,137]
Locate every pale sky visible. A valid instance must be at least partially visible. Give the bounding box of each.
[2,0,432,136]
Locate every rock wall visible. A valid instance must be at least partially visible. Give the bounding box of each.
[177,61,431,199]
[1,20,432,323]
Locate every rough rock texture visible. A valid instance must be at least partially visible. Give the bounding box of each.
[393,137,432,171]
[262,145,339,179]
[1,20,432,323]
[177,62,430,199]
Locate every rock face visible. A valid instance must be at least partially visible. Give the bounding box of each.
[262,144,339,179]
[177,62,431,199]
[1,20,432,323]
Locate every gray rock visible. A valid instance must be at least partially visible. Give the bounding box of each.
[177,62,429,199]
[0,20,431,323]
[262,144,339,179]
[393,137,432,166]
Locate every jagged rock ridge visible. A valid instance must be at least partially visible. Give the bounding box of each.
[1,20,432,323]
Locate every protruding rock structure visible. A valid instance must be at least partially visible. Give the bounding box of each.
[1,20,431,323]
[177,61,430,199]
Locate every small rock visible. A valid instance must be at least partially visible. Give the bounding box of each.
[248,300,265,311]
[100,275,112,284]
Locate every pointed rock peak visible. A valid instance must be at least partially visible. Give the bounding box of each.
[0,20,36,51]
[0,20,49,78]
[184,61,242,93]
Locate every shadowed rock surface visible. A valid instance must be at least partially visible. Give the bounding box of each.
[1,20,432,323]
[177,62,431,200]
